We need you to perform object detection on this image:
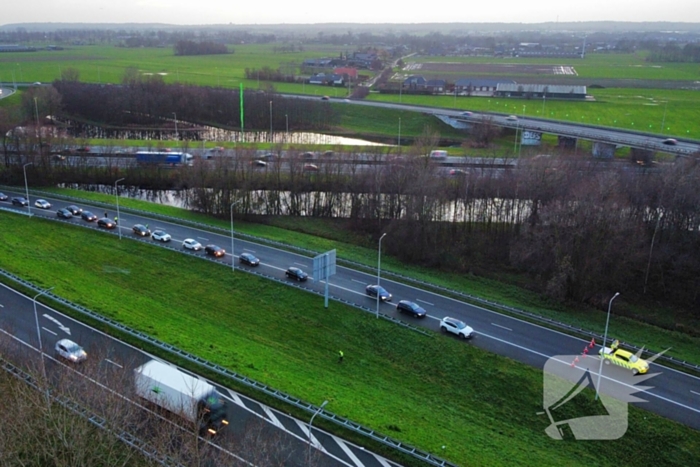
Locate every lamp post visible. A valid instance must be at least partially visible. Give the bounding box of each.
[307,400,328,466]
[230,199,242,272]
[660,100,668,134]
[23,162,33,216]
[33,97,40,128]
[115,178,125,240]
[285,113,289,140]
[33,286,54,403]
[172,112,178,141]
[269,101,273,143]
[376,233,387,318]
[398,117,401,150]
[595,292,620,401]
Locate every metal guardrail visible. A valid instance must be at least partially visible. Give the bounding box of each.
[0,268,450,467]
[5,185,699,373]
[0,355,184,467]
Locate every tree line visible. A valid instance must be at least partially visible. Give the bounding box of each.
[173,40,230,56]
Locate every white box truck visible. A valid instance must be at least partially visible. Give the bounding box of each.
[134,360,228,435]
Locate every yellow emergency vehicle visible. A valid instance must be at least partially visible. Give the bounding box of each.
[599,340,649,375]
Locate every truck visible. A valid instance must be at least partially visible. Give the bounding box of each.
[135,151,193,166]
[134,360,229,435]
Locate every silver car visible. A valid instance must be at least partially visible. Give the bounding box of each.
[55,339,87,363]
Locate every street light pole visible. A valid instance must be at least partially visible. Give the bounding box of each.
[230,199,242,272]
[115,178,125,240]
[23,162,33,216]
[660,100,668,134]
[33,286,54,404]
[398,117,401,150]
[377,233,387,319]
[269,101,273,143]
[595,292,620,401]
[307,400,328,466]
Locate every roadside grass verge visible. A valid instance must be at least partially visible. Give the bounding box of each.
[32,186,700,366]
[1,212,699,467]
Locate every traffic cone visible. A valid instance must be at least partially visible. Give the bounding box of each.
[590,338,596,348]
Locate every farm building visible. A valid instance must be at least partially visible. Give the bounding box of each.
[455,78,514,95]
[494,83,587,100]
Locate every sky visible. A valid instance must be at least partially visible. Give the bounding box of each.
[2,0,699,26]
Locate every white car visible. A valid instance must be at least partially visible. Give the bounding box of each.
[34,199,52,209]
[151,230,172,242]
[55,339,87,363]
[506,115,518,121]
[440,317,474,339]
[183,238,203,251]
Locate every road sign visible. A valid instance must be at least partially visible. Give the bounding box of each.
[313,250,336,308]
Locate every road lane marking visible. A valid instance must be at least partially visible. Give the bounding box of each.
[491,323,513,332]
[42,314,72,335]
[691,390,700,397]
[416,299,434,306]
[351,279,365,284]
[262,406,285,429]
[334,437,364,466]
[294,262,307,267]
[105,359,122,368]
[197,236,209,241]
[42,327,57,336]
[295,419,327,452]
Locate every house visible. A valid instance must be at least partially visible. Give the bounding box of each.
[455,78,513,96]
[334,67,358,80]
[309,73,344,86]
[425,79,446,93]
[403,75,427,89]
[494,83,587,100]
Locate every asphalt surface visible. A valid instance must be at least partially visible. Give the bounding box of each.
[0,190,699,454]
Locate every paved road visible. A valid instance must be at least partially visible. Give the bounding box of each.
[0,281,402,467]
[1,191,700,437]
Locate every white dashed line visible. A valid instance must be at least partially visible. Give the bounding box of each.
[42,327,57,336]
[351,279,365,284]
[691,390,700,397]
[491,323,513,332]
[416,299,434,306]
[105,359,122,368]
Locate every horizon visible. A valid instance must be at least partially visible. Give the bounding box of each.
[3,1,699,28]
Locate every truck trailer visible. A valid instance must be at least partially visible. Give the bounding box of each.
[134,360,228,435]
[135,151,193,166]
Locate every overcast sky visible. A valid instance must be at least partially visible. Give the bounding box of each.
[3,0,699,26]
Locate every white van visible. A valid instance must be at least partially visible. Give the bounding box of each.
[429,150,448,160]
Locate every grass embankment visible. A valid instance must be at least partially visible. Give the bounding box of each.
[34,186,700,366]
[1,211,699,467]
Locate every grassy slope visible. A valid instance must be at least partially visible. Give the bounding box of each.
[34,186,700,366]
[1,211,699,467]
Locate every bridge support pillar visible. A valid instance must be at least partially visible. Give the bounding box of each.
[630,147,655,166]
[592,142,617,159]
[521,131,542,146]
[558,136,577,150]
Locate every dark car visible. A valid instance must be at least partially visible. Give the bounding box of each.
[321,96,330,101]
[81,211,97,222]
[56,208,73,219]
[365,284,392,302]
[97,217,116,229]
[0,192,8,201]
[205,244,226,258]
[262,153,278,161]
[12,197,29,207]
[285,267,308,282]
[66,205,82,216]
[396,300,427,318]
[662,138,678,146]
[132,224,151,237]
[239,252,260,266]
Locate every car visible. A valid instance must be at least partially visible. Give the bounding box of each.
[460,111,474,117]
[52,154,67,161]
[396,300,426,318]
[285,266,308,282]
[34,199,51,209]
[81,211,97,222]
[66,205,82,216]
[599,340,649,375]
[440,317,474,339]
[262,153,278,161]
[205,244,226,258]
[151,230,172,242]
[505,115,518,121]
[449,169,468,176]
[343,98,351,103]
[321,96,330,101]
[251,159,268,168]
[239,252,260,266]
[322,150,334,157]
[303,163,319,172]
[0,192,8,201]
[183,238,203,251]
[132,224,151,237]
[56,208,73,219]
[301,152,315,159]
[97,217,116,229]
[12,196,28,206]
[429,150,448,160]
[55,338,87,363]
[75,146,90,152]
[365,284,392,302]
[662,138,678,146]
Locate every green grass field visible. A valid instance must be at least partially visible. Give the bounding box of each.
[1,210,699,467]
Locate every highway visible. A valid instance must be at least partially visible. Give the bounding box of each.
[0,275,401,467]
[1,189,699,456]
